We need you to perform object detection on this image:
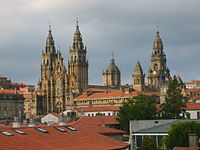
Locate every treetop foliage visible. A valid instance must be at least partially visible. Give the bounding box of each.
[118,94,158,132]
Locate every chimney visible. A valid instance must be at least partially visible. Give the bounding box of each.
[12,116,20,128]
[189,134,199,147]
[28,118,35,127]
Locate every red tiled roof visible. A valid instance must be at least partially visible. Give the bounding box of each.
[23,93,31,99]
[186,89,200,93]
[69,116,124,135]
[0,89,19,94]
[186,80,200,84]
[75,106,120,112]
[185,103,200,110]
[0,75,7,78]
[74,90,159,100]
[173,147,200,150]
[11,82,28,86]
[70,116,119,125]
[0,120,129,150]
[83,88,118,92]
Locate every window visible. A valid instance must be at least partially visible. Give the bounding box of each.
[136,135,142,147]
[154,64,158,70]
[0,131,14,136]
[53,126,66,132]
[35,128,49,133]
[63,125,77,131]
[197,112,200,119]
[157,135,164,147]
[13,129,26,135]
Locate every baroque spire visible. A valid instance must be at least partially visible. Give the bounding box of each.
[153,26,163,51]
[72,18,84,50]
[45,24,56,54]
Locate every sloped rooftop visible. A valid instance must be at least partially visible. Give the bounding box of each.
[0,116,129,150]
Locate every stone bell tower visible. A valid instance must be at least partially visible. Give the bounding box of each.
[68,20,88,94]
[38,25,68,114]
[147,28,170,91]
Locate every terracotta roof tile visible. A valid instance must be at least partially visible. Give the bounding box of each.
[0,89,19,94]
[74,90,159,100]
[0,118,129,150]
[186,89,200,93]
[185,103,200,110]
[70,116,120,125]
[23,93,31,99]
[0,75,7,78]
[75,106,120,112]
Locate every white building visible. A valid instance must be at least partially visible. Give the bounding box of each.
[185,103,200,119]
[186,80,200,89]
[75,106,119,116]
[41,113,62,124]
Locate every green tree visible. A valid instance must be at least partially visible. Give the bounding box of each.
[139,136,158,150]
[96,112,105,116]
[161,76,185,119]
[164,121,200,150]
[118,94,158,132]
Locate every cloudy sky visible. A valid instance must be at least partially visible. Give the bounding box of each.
[0,0,200,86]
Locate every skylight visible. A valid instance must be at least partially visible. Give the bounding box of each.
[12,129,27,135]
[0,130,14,136]
[35,128,49,133]
[63,125,77,132]
[53,126,66,132]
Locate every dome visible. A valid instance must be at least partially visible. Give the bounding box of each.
[105,58,120,73]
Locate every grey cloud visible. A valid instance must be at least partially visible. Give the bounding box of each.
[0,0,200,85]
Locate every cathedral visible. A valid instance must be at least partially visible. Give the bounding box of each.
[30,22,171,117]
[36,21,88,114]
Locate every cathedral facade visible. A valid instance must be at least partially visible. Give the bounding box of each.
[36,22,88,115]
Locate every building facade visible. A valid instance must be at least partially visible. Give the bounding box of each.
[33,21,89,116]
[37,27,68,114]
[0,92,24,120]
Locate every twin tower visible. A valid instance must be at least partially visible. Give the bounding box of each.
[103,29,170,92]
[37,21,88,113]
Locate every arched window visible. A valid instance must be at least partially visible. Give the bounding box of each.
[154,64,158,70]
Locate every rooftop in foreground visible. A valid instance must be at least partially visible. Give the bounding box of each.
[0,116,129,150]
